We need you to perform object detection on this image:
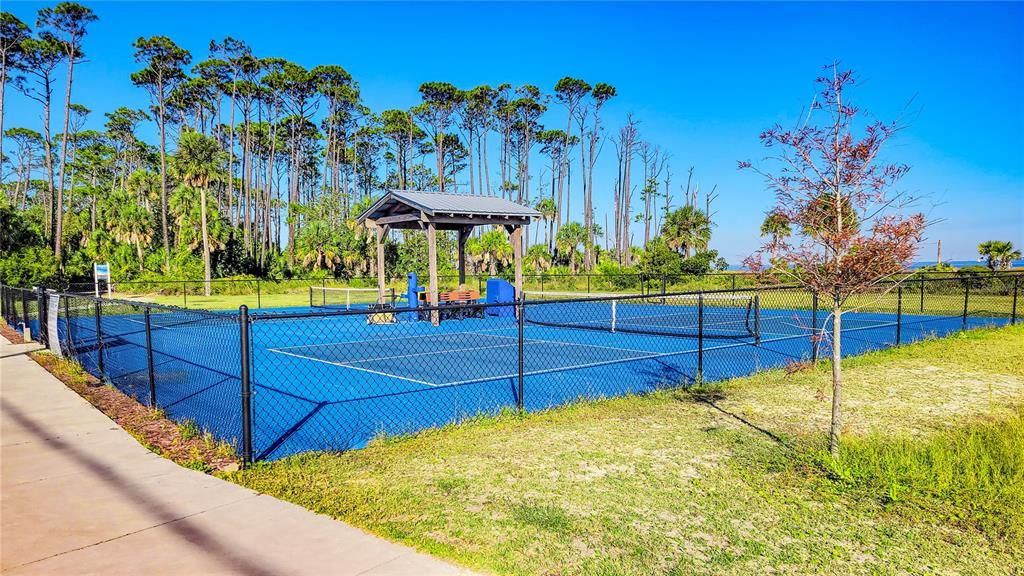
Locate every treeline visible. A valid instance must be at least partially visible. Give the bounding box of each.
[0,3,728,288]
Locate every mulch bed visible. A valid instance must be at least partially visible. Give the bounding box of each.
[2,321,238,472]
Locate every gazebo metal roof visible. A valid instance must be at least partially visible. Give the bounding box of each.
[357,190,539,230]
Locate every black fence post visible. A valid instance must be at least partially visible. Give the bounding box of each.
[753,293,761,345]
[517,299,525,410]
[732,275,737,291]
[94,299,105,379]
[36,287,47,346]
[63,295,72,354]
[587,274,591,294]
[697,292,704,384]
[239,305,253,465]
[962,280,970,331]
[811,292,819,364]
[144,307,156,407]
[896,286,903,346]
[183,281,188,308]
[919,275,925,313]
[257,280,261,310]
[1012,276,1019,325]
[661,275,667,296]
[21,290,29,329]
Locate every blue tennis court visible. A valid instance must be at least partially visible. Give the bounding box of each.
[46,293,1014,461]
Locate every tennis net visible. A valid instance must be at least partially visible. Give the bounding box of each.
[309,286,396,310]
[522,290,760,340]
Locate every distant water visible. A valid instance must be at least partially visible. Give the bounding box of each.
[727,259,1023,271]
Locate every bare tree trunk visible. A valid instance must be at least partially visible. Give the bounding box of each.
[829,304,843,458]
[159,99,170,270]
[201,186,211,296]
[483,127,491,196]
[467,126,475,195]
[0,55,6,181]
[227,82,237,226]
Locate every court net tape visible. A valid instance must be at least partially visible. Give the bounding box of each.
[522,291,759,340]
[310,286,396,310]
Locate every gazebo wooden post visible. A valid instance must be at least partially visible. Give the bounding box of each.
[375,224,388,304]
[511,225,523,299]
[427,222,439,325]
[457,226,471,290]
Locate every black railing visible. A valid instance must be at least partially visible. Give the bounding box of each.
[1,272,1020,466]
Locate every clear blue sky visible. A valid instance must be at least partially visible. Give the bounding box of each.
[4,1,1022,265]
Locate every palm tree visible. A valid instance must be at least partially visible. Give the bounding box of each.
[104,191,154,273]
[661,205,711,257]
[534,196,557,252]
[555,221,587,273]
[296,220,342,271]
[525,243,552,273]
[172,130,224,295]
[760,211,792,261]
[126,169,160,211]
[978,240,1022,271]
[479,229,512,275]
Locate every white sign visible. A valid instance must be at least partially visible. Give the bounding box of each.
[93,262,112,298]
[47,292,63,357]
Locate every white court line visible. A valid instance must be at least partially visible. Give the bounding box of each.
[269,331,676,378]
[268,348,438,387]
[323,339,520,364]
[268,329,817,389]
[442,330,833,387]
[268,331,696,388]
[268,325,514,351]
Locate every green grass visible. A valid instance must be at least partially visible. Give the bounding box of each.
[226,324,1024,575]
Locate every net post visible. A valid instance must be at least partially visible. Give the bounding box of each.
[811,292,819,364]
[896,286,903,346]
[1012,276,1019,325]
[94,299,105,379]
[144,307,156,407]
[962,279,970,331]
[697,292,704,384]
[239,305,253,466]
[516,299,525,411]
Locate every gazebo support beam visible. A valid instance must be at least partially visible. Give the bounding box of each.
[376,224,389,303]
[427,222,439,326]
[457,226,472,290]
[511,225,523,299]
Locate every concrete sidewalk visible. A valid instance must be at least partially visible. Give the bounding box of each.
[0,337,475,575]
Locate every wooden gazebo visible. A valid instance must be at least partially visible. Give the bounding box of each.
[356,190,539,318]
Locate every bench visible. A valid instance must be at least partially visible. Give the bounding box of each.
[419,290,484,321]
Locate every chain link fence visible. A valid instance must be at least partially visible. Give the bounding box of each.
[2,272,1019,464]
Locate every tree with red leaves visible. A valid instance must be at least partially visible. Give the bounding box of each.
[739,65,927,458]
